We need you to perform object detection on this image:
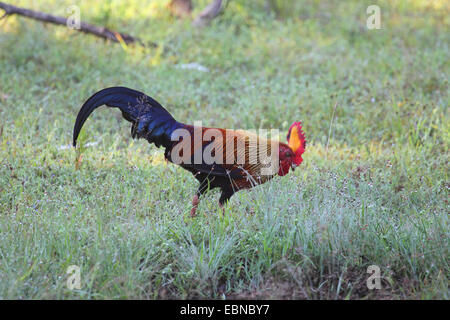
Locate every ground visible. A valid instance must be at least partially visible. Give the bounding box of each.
[0,0,448,299]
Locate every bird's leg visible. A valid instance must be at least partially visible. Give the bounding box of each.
[218,188,234,216]
[190,179,210,217]
[190,194,200,217]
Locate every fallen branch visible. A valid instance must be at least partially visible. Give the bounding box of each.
[0,2,157,47]
[192,0,224,27]
[168,0,193,18]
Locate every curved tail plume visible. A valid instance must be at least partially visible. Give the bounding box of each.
[73,87,179,148]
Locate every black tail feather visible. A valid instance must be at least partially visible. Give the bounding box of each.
[73,87,178,148]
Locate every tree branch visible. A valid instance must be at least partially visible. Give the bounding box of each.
[0,2,157,47]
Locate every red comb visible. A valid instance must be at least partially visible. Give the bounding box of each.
[287,121,306,149]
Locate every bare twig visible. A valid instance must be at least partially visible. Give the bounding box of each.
[0,2,157,47]
[326,102,338,156]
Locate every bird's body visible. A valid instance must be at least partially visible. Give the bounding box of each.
[168,126,285,202]
[73,87,306,216]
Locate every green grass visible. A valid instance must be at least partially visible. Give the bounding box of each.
[0,0,448,299]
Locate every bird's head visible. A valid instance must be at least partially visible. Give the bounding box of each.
[278,121,306,176]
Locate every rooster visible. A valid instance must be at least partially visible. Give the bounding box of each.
[73,87,306,216]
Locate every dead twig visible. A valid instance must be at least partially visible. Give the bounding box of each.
[0,2,157,47]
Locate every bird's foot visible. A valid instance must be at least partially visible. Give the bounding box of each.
[218,202,225,216]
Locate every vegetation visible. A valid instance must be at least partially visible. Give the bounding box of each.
[0,0,448,299]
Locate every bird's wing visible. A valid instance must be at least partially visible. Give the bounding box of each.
[175,128,279,183]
